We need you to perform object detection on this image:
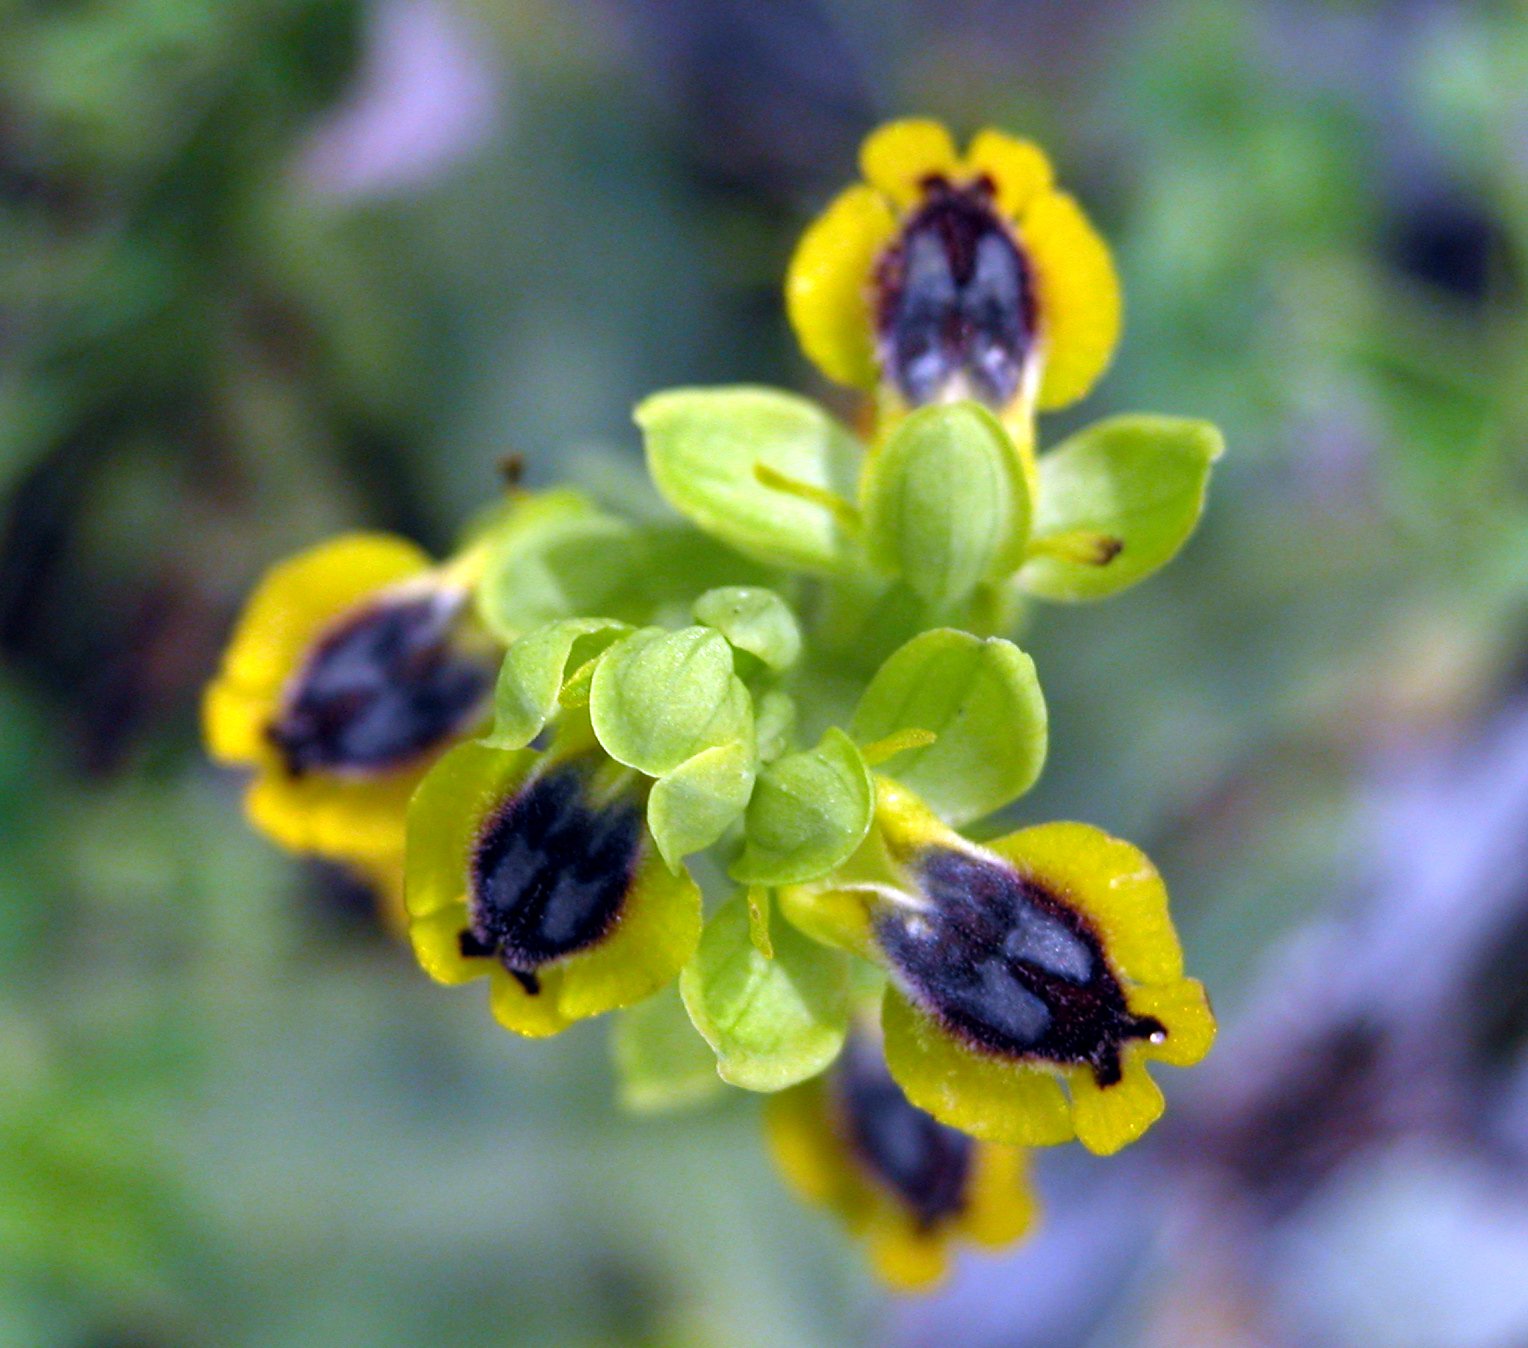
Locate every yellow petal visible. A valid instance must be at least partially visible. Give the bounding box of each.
[201,679,270,765]
[1131,977,1216,1067]
[987,822,1184,986]
[963,128,1053,219]
[881,986,1075,1147]
[213,533,431,708]
[785,184,897,389]
[1066,1056,1164,1155]
[488,967,575,1038]
[959,1142,1039,1248]
[1020,190,1122,411]
[868,1223,950,1291]
[859,119,959,209]
[409,907,484,986]
[245,765,419,863]
[765,1080,859,1211]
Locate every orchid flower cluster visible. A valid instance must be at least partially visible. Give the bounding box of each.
[206,120,1222,1289]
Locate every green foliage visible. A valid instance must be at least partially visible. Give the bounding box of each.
[1020,415,1223,602]
[862,402,1032,607]
[693,586,803,672]
[637,386,863,574]
[611,985,726,1112]
[647,736,757,869]
[476,491,642,640]
[680,894,850,1091]
[487,617,632,749]
[850,629,1048,826]
[731,730,875,886]
[589,626,753,776]
[753,689,798,763]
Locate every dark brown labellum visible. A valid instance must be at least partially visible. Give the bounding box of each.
[462,766,643,982]
[837,1031,972,1229]
[874,175,1037,409]
[268,592,490,778]
[876,847,1163,1086]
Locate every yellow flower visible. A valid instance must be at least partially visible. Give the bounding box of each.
[203,534,496,867]
[782,778,1214,1156]
[786,118,1121,430]
[404,724,703,1037]
[767,1027,1037,1290]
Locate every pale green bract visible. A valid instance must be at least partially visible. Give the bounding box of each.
[731,728,874,886]
[636,386,863,575]
[646,736,756,869]
[611,985,725,1113]
[679,894,850,1092]
[862,401,1032,608]
[589,626,753,777]
[1020,414,1224,601]
[485,616,631,749]
[850,628,1048,826]
[693,586,803,672]
[475,490,642,641]
[752,688,797,763]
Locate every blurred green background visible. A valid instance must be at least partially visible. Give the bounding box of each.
[3,2,1527,1345]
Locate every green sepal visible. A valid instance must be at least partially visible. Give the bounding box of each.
[731,728,874,887]
[861,401,1032,607]
[610,985,726,1114]
[850,628,1047,826]
[647,736,757,870]
[485,617,631,750]
[679,894,850,1092]
[693,586,803,672]
[753,689,797,764]
[636,386,863,575]
[589,626,753,777]
[1020,414,1223,602]
[474,490,644,641]
[620,523,780,629]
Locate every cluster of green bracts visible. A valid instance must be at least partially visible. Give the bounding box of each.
[207,118,1222,1289]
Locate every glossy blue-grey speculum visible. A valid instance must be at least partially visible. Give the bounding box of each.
[874,175,1036,409]
[269,592,490,777]
[876,848,1163,1086]
[462,766,643,994]
[837,1032,972,1228]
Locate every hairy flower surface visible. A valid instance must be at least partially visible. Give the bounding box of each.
[786,119,1121,427]
[203,534,495,865]
[405,725,702,1036]
[767,1027,1036,1289]
[783,778,1214,1154]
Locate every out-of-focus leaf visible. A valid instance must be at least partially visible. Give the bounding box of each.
[637,386,863,574]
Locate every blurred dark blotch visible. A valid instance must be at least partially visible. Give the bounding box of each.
[612,0,876,202]
[1386,191,1512,305]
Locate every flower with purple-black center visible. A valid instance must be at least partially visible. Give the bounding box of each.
[767,1025,1036,1289]
[204,533,496,870]
[787,118,1121,444]
[405,722,702,1037]
[781,778,1215,1154]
